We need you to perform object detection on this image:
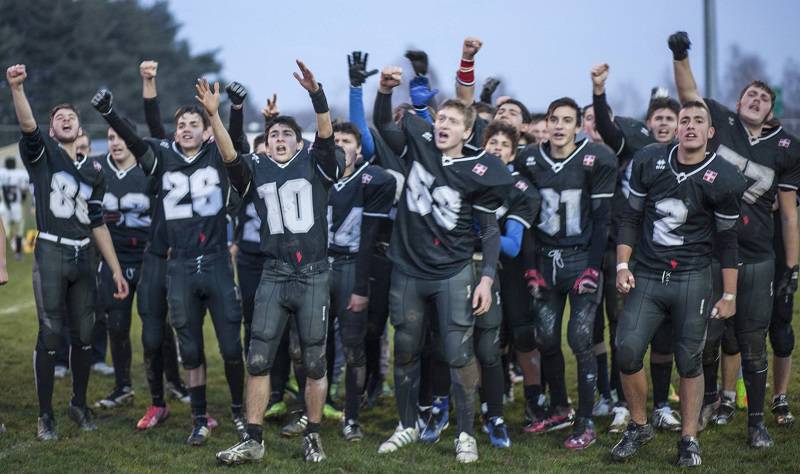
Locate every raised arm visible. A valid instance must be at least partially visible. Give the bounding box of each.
[668,32,703,104]
[92,89,157,174]
[294,60,332,139]
[591,64,625,155]
[373,66,406,154]
[195,79,237,163]
[348,51,378,158]
[6,65,36,133]
[140,60,167,139]
[225,81,250,154]
[455,37,482,105]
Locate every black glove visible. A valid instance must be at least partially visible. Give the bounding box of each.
[479,77,501,104]
[225,82,248,106]
[91,88,113,115]
[348,51,378,87]
[404,50,429,76]
[776,264,799,297]
[668,31,691,61]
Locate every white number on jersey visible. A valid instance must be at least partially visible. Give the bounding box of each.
[717,144,774,205]
[103,192,151,227]
[653,198,688,246]
[405,161,461,230]
[49,171,91,224]
[241,203,262,243]
[327,206,363,253]
[257,178,314,235]
[162,167,223,220]
[538,188,581,236]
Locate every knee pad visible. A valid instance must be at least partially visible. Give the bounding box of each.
[770,320,795,358]
[179,342,203,370]
[722,325,739,356]
[738,331,768,373]
[675,350,703,378]
[246,338,272,376]
[38,327,64,353]
[511,324,537,353]
[702,339,721,367]
[303,345,327,380]
[615,338,645,375]
[567,323,594,356]
[343,343,366,367]
[475,333,501,368]
[106,310,129,337]
[219,339,243,364]
[445,330,474,369]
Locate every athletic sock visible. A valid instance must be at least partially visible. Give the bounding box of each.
[224,360,245,408]
[35,348,56,416]
[743,368,767,426]
[482,363,504,418]
[345,364,366,422]
[596,353,611,398]
[542,351,568,408]
[70,343,92,407]
[304,421,320,435]
[246,423,263,443]
[189,384,207,418]
[703,359,720,406]
[651,360,673,408]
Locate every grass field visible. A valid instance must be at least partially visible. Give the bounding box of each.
[0,251,799,473]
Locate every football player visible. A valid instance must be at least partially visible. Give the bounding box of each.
[611,100,746,466]
[7,64,129,440]
[0,157,28,260]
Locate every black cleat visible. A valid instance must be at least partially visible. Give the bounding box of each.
[36,413,58,441]
[772,395,796,426]
[676,436,702,467]
[94,386,134,409]
[232,413,247,441]
[748,422,774,448]
[68,404,97,431]
[610,422,654,461]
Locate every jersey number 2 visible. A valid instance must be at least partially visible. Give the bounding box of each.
[162,167,223,220]
[653,198,688,246]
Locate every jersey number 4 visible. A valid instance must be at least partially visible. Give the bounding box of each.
[162,167,223,220]
[50,171,91,224]
[406,162,461,230]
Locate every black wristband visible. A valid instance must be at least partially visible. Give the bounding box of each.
[309,84,329,114]
[672,50,688,61]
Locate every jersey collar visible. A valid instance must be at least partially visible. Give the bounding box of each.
[667,144,717,183]
[539,139,588,173]
[264,148,302,169]
[333,161,370,191]
[440,146,486,167]
[105,154,137,179]
[743,124,782,146]
[171,141,208,164]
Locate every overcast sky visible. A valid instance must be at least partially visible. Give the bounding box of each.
[161,0,798,121]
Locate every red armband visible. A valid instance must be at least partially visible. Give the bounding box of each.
[456,58,475,86]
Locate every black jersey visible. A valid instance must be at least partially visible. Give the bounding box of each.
[468,116,490,149]
[18,127,105,239]
[234,192,264,256]
[328,162,396,255]
[516,139,616,249]
[227,134,345,267]
[624,143,746,272]
[706,99,800,263]
[98,155,152,261]
[369,128,407,244]
[388,114,512,280]
[139,138,232,252]
[496,170,540,230]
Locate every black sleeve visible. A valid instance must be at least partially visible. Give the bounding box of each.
[311,134,345,183]
[617,155,646,247]
[223,154,253,197]
[712,184,743,269]
[143,97,167,140]
[100,108,157,173]
[18,127,46,165]
[593,93,625,156]
[476,210,501,279]
[88,168,106,229]
[588,198,610,268]
[353,215,381,297]
[228,106,250,154]
[373,91,407,155]
[521,226,538,270]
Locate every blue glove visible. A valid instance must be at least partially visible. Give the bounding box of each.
[409,76,438,108]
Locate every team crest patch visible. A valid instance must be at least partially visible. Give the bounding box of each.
[472,163,487,176]
[703,169,717,183]
[422,132,433,142]
[362,173,373,184]
[583,154,596,167]
[779,138,791,148]
[514,180,528,191]
[93,160,102,172]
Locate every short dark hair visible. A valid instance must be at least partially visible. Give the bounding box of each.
[473,102,495,117]
[738,80,776,112]
[646,97,680,121]
[530,113,547,124]
[497,98,531,123]
[265,115,303,143]
[482,120,520,150]
[5,157,16,170]
[439,99,476,131]
[253,133,266,151]
[680,100,713,126]
[547,97,582,126]
[174,105,210,129]
[332,121,362,144]
[49,103,80,122]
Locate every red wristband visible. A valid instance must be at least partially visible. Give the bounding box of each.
[456,58,475,86]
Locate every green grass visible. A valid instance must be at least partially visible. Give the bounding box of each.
[1,251,799,473]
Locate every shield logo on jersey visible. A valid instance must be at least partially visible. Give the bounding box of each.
[362,173,373,184]
[583,155,595,167]
[422,132,433,142]
[703,170,717,183]
[514,180,528,191]
[472,163,487,176]
[779,138,791,148]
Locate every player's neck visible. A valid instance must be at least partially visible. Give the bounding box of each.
[676,145,707,166]
[440,143,464,159]
[113,154,137,170]
[343,162,356,177]
[743,120,764,139]
[59,141,78,161]
[550,141,576,159]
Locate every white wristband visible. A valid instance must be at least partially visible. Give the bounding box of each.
[616,262,629,271]
[722,292,736,301]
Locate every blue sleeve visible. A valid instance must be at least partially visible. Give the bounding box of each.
[414,106,433,124]
[349,86,375,159]
[500,219,524,258]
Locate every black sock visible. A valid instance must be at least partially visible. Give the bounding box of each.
[743,367,767,426]
[294,362,307,412]
[345,364,366,422]
[189,384,207,417]
[482,363,504,419]
[431,358,451,399]
[575,349,597,419]
[35,348,56,416]
[501,353,512,394]
[418,354,434,407]
[70,343,91,407]
[246,423,263,443]
[14,236,22,254]
[596,353,611,398]
[651,360,673,408]
[702,359,719,405]
[304,421,320,435]
[161,325,182,386]
[224,360,245,408]
[542,351,568,408]
[144,350,166,407]
[109,330,132,389]
[524,384,542,404]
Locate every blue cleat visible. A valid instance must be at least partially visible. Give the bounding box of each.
[420,396,449,444]
[484,416,511,448]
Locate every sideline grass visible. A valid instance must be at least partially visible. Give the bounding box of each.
[0,252,798,473]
